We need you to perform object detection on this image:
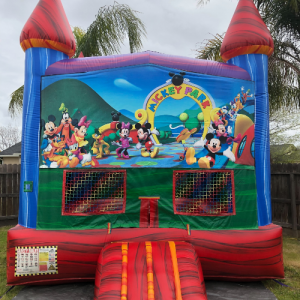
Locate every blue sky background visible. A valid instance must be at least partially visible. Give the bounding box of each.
[42,64,255,117]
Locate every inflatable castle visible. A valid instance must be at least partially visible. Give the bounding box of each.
[7,0,283,299]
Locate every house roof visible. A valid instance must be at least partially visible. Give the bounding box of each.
[20,0,76,58]
[221,0,274,62]
[0,142,22,156]
[45,51,251,81]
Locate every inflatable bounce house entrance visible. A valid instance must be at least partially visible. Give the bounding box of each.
[7,0,284,299]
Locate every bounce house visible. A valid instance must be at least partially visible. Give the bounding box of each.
[7,0,284,299]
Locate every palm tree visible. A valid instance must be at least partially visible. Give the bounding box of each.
[9,86,24,118]
[195,33,225,62]
[196,32,300,112]
[9,2,146,117]
[195,0,300,113]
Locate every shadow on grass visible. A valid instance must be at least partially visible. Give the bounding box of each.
[263,237,300,300]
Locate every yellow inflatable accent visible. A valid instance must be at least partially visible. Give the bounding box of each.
[210,108,221,122]
[232,114,254,155]
[135,109,148,125]
[234,114,254,137]
[98,124,111,135]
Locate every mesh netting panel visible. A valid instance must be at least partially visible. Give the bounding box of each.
[173,171,235,216]
[63,170,126,215]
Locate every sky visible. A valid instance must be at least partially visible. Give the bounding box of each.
[0,0,238,130]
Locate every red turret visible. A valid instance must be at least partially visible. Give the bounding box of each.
[221,0,274,62]
[20,0,76,58]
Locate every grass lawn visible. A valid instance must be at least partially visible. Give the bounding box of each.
[263,236,300,300]
[0,225,299,300]
[0,226,23,300]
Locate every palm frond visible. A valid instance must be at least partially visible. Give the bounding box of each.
[194,29,300,114]
[195,33,225,62]
[72,27,86,58]
[196,0,211,6]
[77,2,146,57]
[268,31,300,112]
[9,85,24,118]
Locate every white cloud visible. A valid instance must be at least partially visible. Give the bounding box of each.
[114,79,142,91]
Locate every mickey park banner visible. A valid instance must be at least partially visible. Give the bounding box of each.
[40,65,255,169]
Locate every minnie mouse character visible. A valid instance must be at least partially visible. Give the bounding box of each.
[112,122,133,159]
[135,123,160,158]
[187,133,235,168]
[211,120,241,145]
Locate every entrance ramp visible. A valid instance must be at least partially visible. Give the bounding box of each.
[94,241,207,300]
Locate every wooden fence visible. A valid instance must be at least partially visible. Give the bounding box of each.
[271,164,300,238]
[0,164,20,222]
[0,164,299,237]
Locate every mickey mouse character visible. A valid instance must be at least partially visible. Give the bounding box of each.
[40,115,70,168]
[135,123,160,158]
[41,115,59,141]
[112,122,133,159]
[41,115,60,154]
[186,133,235,168]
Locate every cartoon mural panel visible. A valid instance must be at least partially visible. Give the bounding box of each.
[40,66,255,169]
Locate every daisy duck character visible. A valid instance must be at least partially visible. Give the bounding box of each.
[112,122,133,159]
[66,134,99,168]
[74,116,92,148]
[215,106,228,124]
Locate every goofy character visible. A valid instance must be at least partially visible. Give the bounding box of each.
[56,103,77,141]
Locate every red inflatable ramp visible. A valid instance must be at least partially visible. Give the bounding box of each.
[94,241,207,300]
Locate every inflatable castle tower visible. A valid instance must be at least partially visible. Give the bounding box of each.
[7,0,283,299]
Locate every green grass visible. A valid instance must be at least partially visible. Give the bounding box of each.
[263,236,300,300]
[0,226,23,300]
